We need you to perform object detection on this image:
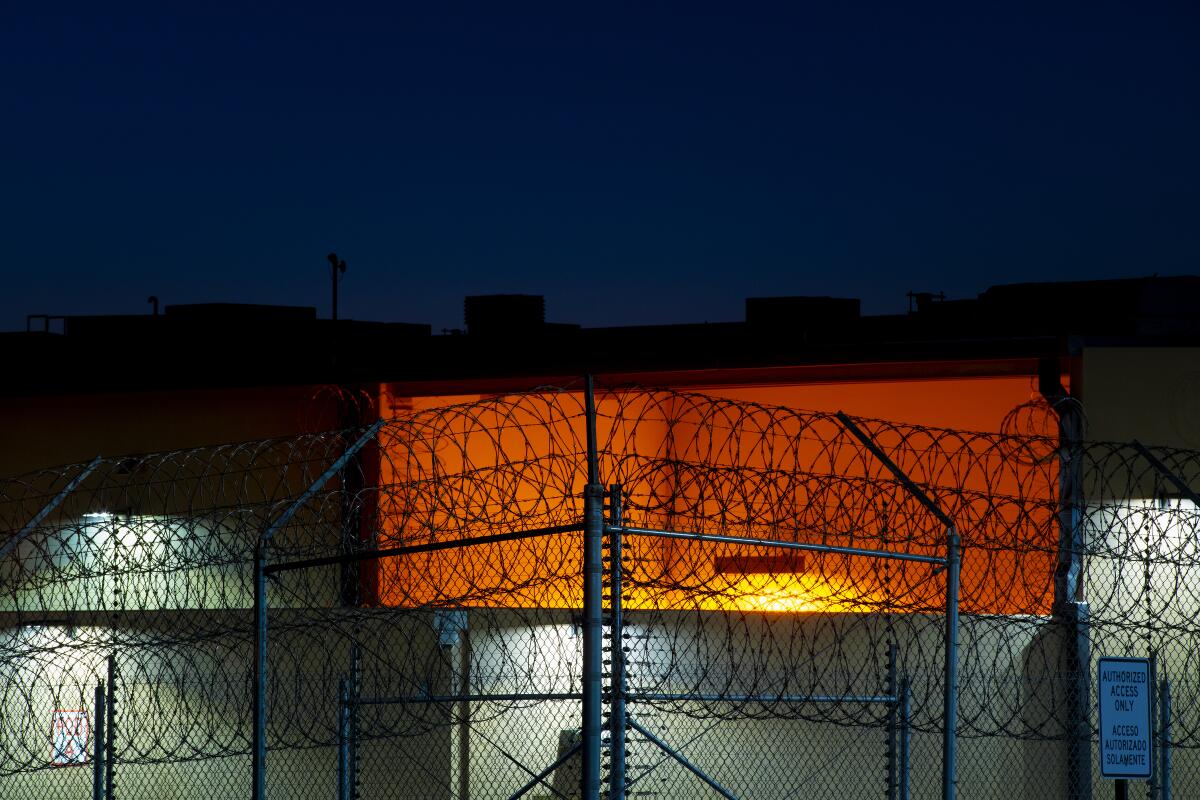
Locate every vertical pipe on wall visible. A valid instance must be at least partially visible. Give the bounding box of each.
[437,609,471,800]
[582,375,603,800]
[608,484,626,800]
[943,527,960,800]
[338,390,383,608]
[1044,360,1092,800]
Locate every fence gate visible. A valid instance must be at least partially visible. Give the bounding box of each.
[256,379,954,799]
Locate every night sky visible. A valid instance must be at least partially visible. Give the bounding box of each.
[5,2,1198,332]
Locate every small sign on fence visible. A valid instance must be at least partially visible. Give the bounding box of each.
[51,709,90,766]
[1098,657,1153,779]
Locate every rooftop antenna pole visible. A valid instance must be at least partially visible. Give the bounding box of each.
[327,252,347,321]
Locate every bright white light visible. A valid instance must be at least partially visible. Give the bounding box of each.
[81,512,113,521]
[10,625,107,686]
[1156,496,1197,512]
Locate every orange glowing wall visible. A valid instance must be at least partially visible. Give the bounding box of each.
[374,376,1060,615]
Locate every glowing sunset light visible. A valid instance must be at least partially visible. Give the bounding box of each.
[374,378,1059,615]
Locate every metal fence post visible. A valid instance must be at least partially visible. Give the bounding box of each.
[608,483,627,800]
[886,642,898,800]
[1160,677,1171,800]
[338,678,351,800]
[453,619,471,800]
[249,422,383,800]
[253,541,268,800]
[943,526,960,800]
[105,654,115,800]
[1054,399,1091,800]
[582,374,603,800]
[1071,603,1093,800]
[350,645,361,800]
[900,676,911,800]
[833,412,958,800]
[0,456,101,563]
[93,683,106,800]
[1149,654,1158,800]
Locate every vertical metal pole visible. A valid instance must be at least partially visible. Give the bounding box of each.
[900,676,911,800]
[1160,678,1171,800]
[943,527,960,800]
[608,484,626,800]
[349,644,361,800]
[1069,602,1093,800]
[253,542,268,800]
[582,375,603,800]
[1053,392,1091,800]
[105,655,115,800]
[338,679,351,800]
[886,642,898,800]
[93,684,106,800]
[585,374,600,486]
[1149,654,1158,800]
[328,253,345,322]
[244,422,378,800]
[1116,779,1128,800]
[457,626,471,800]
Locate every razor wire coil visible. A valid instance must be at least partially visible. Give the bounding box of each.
[1,386,1199,783]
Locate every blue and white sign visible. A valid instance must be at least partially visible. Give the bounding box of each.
[1098,657,1153,779]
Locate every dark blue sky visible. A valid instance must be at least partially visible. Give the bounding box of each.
[4,2,1198,332]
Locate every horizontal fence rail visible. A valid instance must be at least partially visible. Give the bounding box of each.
[1,386,1199,800]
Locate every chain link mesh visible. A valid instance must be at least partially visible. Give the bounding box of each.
[1,386,1197,798]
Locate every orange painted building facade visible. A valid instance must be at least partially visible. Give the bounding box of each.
[373,374,1062,616]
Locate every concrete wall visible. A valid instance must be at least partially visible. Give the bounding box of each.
[2,605,1077,800]
[11,600,1200,799]
[0,610,450,800]
[0,385,343,479]
[456,609,1057,800]
[1081,347,1200,449]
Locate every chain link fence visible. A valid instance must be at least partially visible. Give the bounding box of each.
[2,386,1198,798]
